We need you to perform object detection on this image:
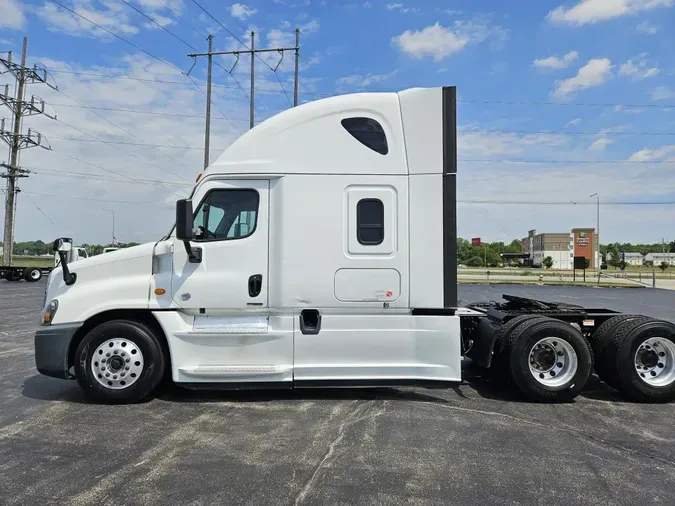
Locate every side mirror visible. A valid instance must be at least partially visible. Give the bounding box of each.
[52,238,73,253]
[176,199,194,241]
[175,199,202,263]
[51,237,77,286]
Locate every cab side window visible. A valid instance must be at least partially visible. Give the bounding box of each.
[193,189,259,241]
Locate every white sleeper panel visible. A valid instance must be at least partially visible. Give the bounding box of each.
[334,268,401,302]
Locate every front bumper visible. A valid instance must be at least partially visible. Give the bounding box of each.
[34,324,81,379]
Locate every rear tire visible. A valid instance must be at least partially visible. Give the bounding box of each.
[74,319,166,404]
[603,318,675,403]
[24,267,43,282]
[591,314,646,388]
[506,317,593,402]
[492,315,550,372]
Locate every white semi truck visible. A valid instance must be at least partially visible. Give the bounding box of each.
[35,86,675,404]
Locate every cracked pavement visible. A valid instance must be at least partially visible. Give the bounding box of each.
[1,281,674,505]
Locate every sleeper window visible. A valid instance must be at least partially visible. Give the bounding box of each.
[193,189,259,241]
[357,198,384,245]
[341,117,388,155]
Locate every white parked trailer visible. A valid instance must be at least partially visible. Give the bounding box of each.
[35,87,675,404]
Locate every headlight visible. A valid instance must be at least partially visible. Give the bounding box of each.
[41,299,59,326]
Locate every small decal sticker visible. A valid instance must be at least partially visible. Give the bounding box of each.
[180,293,191,301]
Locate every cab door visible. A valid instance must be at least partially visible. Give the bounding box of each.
[171,179,269,310]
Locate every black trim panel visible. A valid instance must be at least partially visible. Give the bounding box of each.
[412,308,456,316]
[442,86,458,308]
[295,379,456,390]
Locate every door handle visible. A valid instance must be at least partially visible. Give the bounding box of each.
[299,309,321,335]
[248,274,263,297]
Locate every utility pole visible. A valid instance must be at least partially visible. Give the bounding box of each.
[250,31,255,130]
[203,34,213,170]
[294,28,300,107]
[0,37,56,266]
[187,29,300,134]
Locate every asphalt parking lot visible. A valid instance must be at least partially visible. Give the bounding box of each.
[1,281,674,506]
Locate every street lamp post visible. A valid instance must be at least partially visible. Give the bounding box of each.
[590,193,599,284]
[102,208,115,246]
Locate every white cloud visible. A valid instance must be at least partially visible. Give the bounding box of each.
[547,0,674,26]
[650,86,675,100]
[392,20,507,61]
[589,137,614,151]
[636,20,659,33]
[533,51,579,70]
[143,14,173,30]
[552,58,613,99]
[363,1,372,6]
[566,118,582,126]
[386,3,421,13]
[230,3,257,20]
[0,0,26,29]
[628,145,675,161]
[36,1,140,37]
[619,55,660,79]
[336,70,399,89]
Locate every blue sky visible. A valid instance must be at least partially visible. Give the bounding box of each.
[1,0,674,245]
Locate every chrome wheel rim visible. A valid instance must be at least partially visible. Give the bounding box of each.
[91,338,144,390]
[529,337,578,387]
[634,338,675,387]
[30,269,41,280]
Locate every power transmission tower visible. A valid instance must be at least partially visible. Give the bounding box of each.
[0,37,56,266]
[188,29,300,168]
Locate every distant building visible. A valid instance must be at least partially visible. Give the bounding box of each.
[522,228,599,269]
[644,253,675,266]
[607,252,644,266]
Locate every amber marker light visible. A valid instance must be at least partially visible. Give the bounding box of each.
[154,288,166,295]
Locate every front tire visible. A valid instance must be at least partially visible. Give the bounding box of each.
[506,317,593,403]
[74,319,166,404]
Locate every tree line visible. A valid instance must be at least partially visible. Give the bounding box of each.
[1,240,140,257]
[3,238,674,267]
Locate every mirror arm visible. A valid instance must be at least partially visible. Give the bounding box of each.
[57,251,77,285]
[182,240,202,264]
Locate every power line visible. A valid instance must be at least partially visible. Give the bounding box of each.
[458,99,675,110]
[29,167,188,187]
[49,102,251,122]
[25,190,169,205]
[464,129,675,137]
[52,87,193,179]
[46,69,320,96]
[119,0,199,52]
[460,158,675,164]
[23,191,56,226]
[458,200,675,205]
[47,0,184,75]
[46,0,245,135]
[50,117,192,196]
[45,135,226,151]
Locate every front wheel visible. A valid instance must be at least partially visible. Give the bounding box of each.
[74,319,167,404]
[24,267,43,282]
[506,318,593,403]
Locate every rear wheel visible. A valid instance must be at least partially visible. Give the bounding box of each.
[74,319,166,404]
[590,314,644,387]
[24,267,43,282]
[603,318,675,403]
[506,317,593,402]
